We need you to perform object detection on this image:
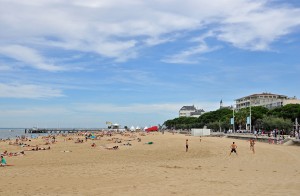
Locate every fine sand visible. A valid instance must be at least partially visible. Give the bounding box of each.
[1,132,300,196]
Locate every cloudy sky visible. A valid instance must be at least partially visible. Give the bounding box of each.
[0,0,300,128]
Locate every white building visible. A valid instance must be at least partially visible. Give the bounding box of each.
[235,93,300,110]
[191,128,211,136]
[179,105,205,117]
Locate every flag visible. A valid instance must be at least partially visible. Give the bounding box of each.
[246,117,250,124]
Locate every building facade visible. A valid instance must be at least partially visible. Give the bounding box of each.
[235,93,300,110]
[179,105,205,117]
[220,99,233,109]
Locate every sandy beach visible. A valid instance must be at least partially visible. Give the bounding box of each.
[1,132,300,196]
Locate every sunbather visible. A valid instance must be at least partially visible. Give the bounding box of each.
[105,146,119,150]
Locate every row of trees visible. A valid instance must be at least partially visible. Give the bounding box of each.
[163,104,300,134]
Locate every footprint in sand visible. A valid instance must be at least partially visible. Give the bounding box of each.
[195,165,202,170]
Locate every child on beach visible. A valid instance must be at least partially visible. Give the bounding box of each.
[1,155,7,166]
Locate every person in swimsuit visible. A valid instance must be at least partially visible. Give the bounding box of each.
[229,142,237,155]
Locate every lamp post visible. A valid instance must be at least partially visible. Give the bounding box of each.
[233,106,235,133]
[231,105,235,133]
[250,99,252,133]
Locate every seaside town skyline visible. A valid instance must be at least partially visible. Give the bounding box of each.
[1,0,300,128]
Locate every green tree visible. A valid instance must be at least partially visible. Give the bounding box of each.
[261,116,293,132]
[268,104,300,122]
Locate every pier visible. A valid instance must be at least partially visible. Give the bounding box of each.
[25,128,104,134]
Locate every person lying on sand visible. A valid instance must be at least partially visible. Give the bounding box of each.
[75,138,84,143]
[144,142,153,145]
[1,150,8,156]
[38,146,51,150]
[8,151,26,156]
[91,143,96,147]
[105,146,119,150]
[24,146,40,151]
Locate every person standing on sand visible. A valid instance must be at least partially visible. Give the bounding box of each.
[249,139,255,154]
[229,142,238,155]
[186,139,189,152]
[1,155,7,166]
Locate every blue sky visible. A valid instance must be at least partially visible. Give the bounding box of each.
[0,0,300,128]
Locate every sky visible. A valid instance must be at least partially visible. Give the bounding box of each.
[0,0,300,128]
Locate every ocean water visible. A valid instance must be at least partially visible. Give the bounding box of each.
[0,128,49,139]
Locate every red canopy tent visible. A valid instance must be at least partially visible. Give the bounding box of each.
[145,126,158,132]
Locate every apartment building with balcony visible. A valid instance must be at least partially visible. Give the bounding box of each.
[235,93,300,110]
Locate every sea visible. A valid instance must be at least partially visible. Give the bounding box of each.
[0,128,50,140]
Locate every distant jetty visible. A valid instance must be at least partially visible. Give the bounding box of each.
[25,128,104,134]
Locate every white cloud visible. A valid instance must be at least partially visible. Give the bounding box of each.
[0,101,222,127]
[0,63,13,71]
[0,106,68,117]
[162,43,221,64]
[0,45,65,71]
[144,36,176,46]
[0,0,300,65]
[74,101,219,114]
[218,6,300,50]
[0,83,64,98]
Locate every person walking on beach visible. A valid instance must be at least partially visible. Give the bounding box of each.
[186,139,189,152]
[229,142,238,155]
[249,139,255,154]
